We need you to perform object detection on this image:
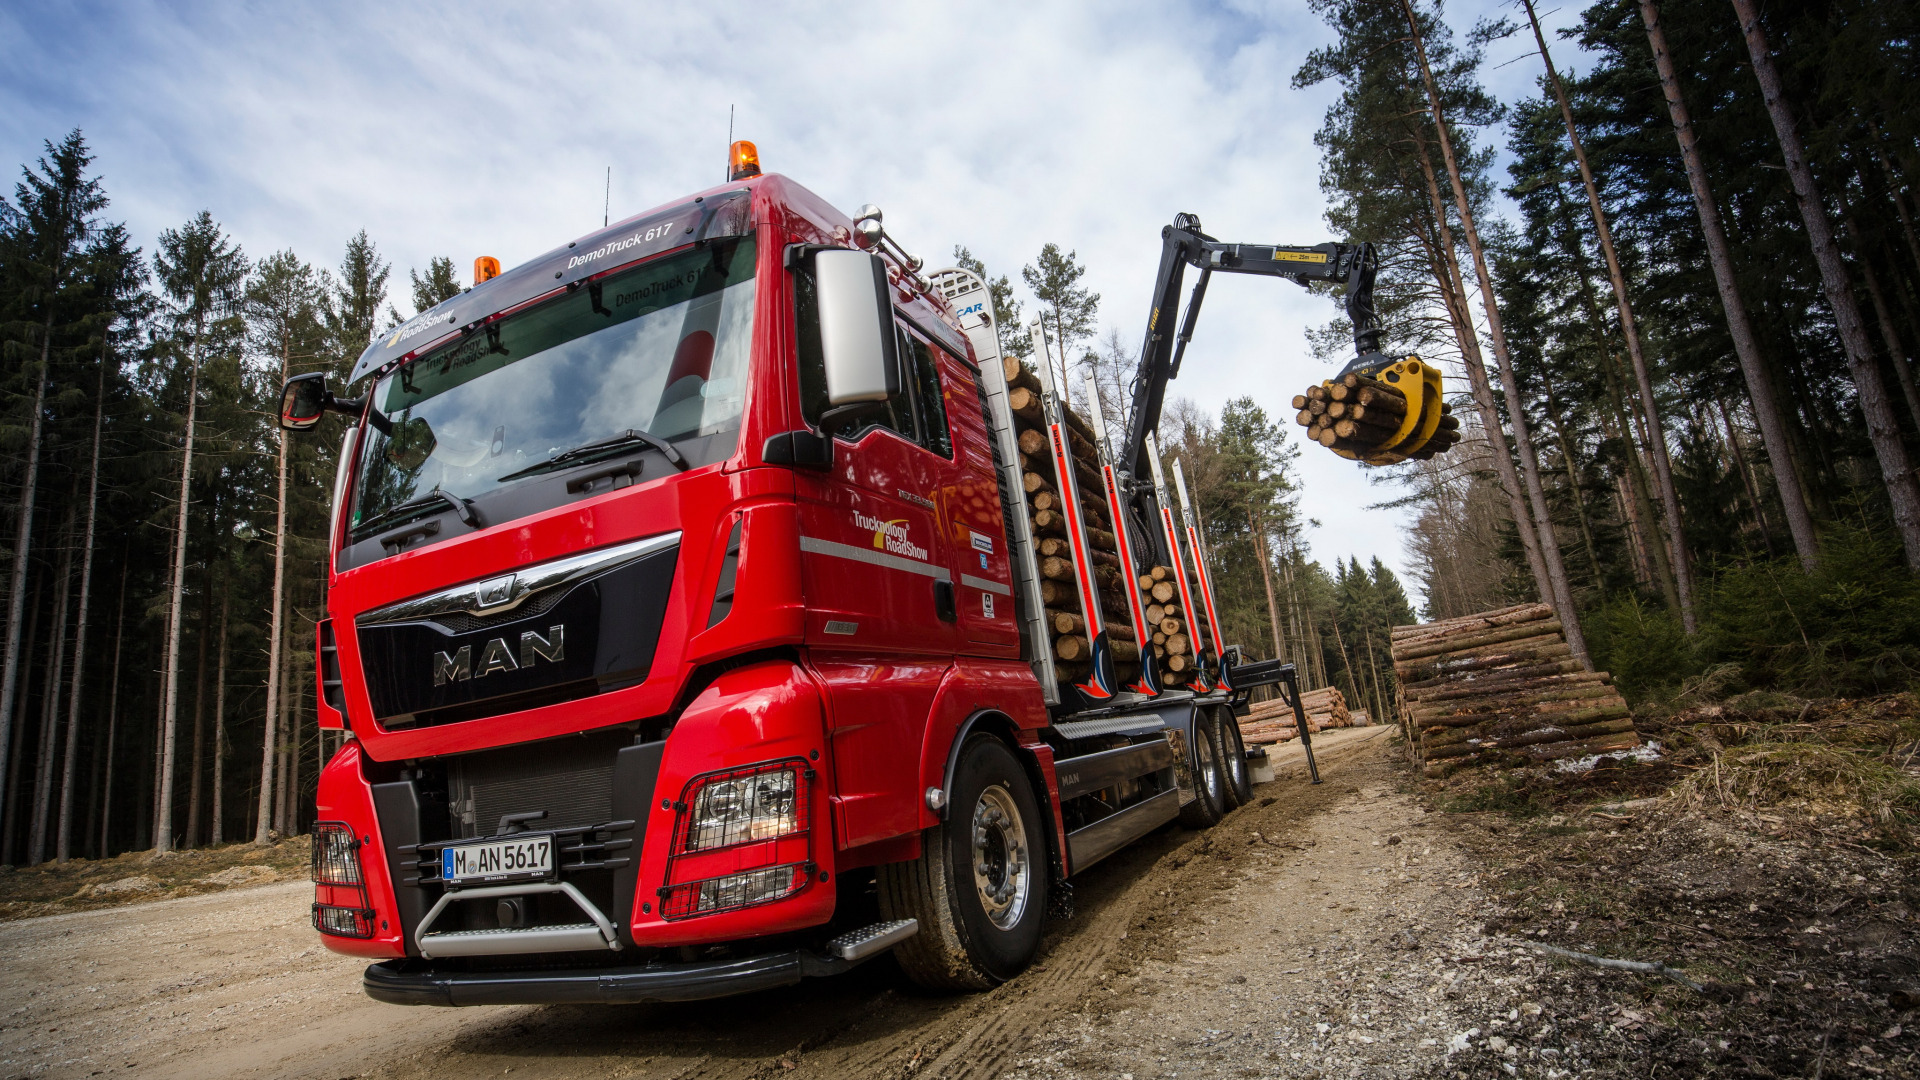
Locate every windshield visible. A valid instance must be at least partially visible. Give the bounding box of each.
[351,235,756,540]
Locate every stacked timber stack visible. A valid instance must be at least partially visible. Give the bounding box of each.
[1002,358,1142,686]
[1292,372,1462,461]
[1236,686,1350,745]
[1137,565,1207,689]
[1391,603,1639,778]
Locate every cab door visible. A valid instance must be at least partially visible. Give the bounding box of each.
[909,333,1018,654]
[788,269,957,849]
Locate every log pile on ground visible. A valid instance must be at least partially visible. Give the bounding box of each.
[1292,372,1461,460]
[1003,357,1144,687]
[1237,686,1351,744]
[1391,603,1640,778]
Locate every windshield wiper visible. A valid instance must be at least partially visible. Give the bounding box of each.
[498,429,689,483]
[354,487,480,538]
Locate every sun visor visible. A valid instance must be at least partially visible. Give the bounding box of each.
[348,189,754,385]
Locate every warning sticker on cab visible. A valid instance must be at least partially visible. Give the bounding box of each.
[1273,250,1329,263]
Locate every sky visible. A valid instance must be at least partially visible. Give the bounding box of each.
[0,0,1597,607]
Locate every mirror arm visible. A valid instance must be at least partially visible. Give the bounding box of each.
[329,395,391,435]
[818,401,887,432]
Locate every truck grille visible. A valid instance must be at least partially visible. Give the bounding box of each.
[354,541,679,729]
[449,731,624,838]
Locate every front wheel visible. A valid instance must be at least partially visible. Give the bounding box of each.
[879,736,1049,990]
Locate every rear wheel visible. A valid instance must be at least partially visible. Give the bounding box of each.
[1218,706,1253,809]
[879,736,1049,990]
[1176,708,1228,828]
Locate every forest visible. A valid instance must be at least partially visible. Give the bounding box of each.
[0,0,1915,865]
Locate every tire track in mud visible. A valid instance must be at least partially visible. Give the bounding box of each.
[779,727,1394,1080]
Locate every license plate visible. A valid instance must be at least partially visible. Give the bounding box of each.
[441,835,554,886]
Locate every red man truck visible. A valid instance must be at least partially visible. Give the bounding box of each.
[283,143,1402,1005]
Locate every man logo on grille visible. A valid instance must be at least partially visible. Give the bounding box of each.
[433,625,565,685]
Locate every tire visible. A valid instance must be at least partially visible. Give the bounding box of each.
[878,736,1049,990]
[1217,705,1253,809]
[1176,707,1228,828]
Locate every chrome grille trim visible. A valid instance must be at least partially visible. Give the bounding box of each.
[360,531,682,626]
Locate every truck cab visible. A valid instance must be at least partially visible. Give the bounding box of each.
[295,165,1263,1006]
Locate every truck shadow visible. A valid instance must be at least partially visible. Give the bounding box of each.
[384,818,1204,1075]
[372,737,1375,1078]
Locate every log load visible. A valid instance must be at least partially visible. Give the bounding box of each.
[1390,603,1640,778]
[1138,565,1215,689]
[1291,373,1461,461]
[1002,358,1150,682]
[1237,686,1351,744]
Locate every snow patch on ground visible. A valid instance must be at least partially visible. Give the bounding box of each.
[1555,740,1663,774]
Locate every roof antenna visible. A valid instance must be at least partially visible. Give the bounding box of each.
[603,166,610,227]
[727,105,734,180]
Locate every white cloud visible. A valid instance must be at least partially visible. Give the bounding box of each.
[3,0,1596,607]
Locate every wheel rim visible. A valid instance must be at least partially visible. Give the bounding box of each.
[1195,723,1220,799]
[970,783,1031,930]
[1224,718,1246,787]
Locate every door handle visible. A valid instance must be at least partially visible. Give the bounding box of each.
[933,579,956,622]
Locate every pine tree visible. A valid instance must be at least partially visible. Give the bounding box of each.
[244,250,324,843]
[0,132,106,827]
[409,256,461,314]
[1022,244,1099,391]
[150,211,246,853]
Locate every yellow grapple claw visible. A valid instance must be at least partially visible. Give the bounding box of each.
[1320,355,1446,465]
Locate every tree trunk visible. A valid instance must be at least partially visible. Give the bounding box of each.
[3,577,42,867]
[257,345,292,844]
[1526,0,1697,632]
[1641,0,1818,567]
[1412,157,1556,609]
[156,314,206,854]
[1716,399,1774,556]
[0,310,54,831]
[1866,120,1920,280]
[210,588,229,847]
[55,341,108,862]
[1842,212,1920,431]
[1732,0,1920,569]
[1403,0,1593,669]
[1539,369,1603,590]
[97,564,127,860]
[1548,182,1683,601]
[185,573,212,848]
[1248,503,1288,663]
[30,508,76,865]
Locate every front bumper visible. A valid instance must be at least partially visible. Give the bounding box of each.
[364,949,851,1006]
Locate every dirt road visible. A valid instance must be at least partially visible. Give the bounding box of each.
[4,726,1500,1080]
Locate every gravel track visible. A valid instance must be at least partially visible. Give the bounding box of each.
[0,726,1404,1080]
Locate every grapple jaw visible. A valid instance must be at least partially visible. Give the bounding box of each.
[1325,352,1448,465]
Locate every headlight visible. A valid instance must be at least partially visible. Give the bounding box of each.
[678,761,806,853]
[658,759,815,920]
[311,822,374,938]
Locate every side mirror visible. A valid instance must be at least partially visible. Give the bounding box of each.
[814,249,899,409]
[280,372,329,432]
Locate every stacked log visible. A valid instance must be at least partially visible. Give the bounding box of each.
[1237,686,1350,744]
[1291,372,1462,461]
[1391,603,1639,778]
[1137,565,1208,689]
[1003,357,1143,685]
